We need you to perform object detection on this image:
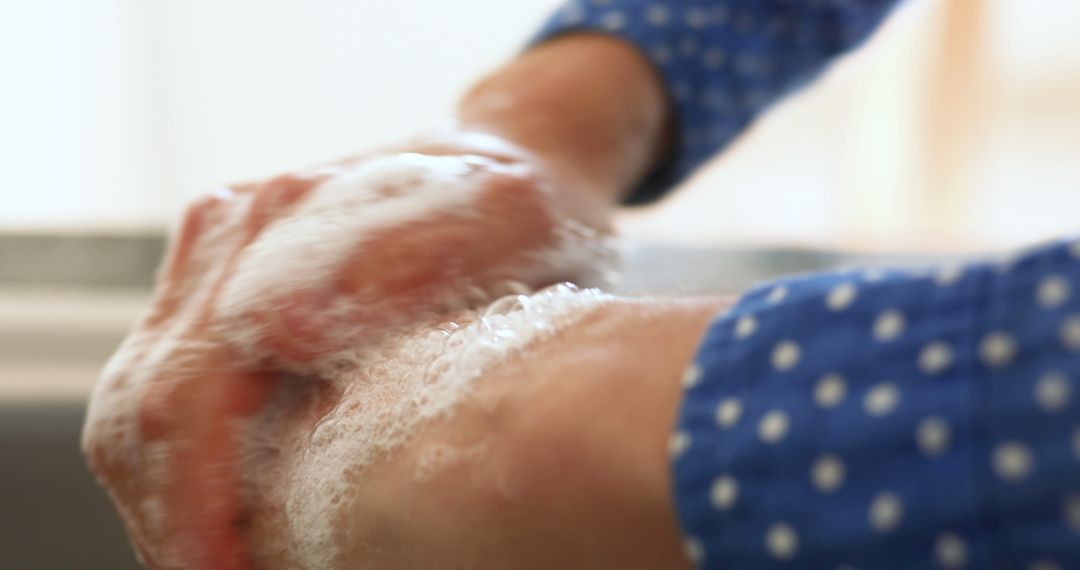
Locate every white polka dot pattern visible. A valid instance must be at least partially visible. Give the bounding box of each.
[864,383,900,417]
[734,314,758,339]
[715,397,742,428]
[980,332,1018,368]
[682,363,704,388]
[993,442,1034,482]
[827,282,858,311]
[765,522,799,561]
[767,285,788,305]
[771,340,801,371]
[667,213,1080,570]
[676,240,1080,566]
[935,266,964,287]
[683,536,704,564]
[936,533,969,568]
[815,374,847,408]
[669,431,691,458]
[667,240,1080,567]
[869,492,903,533]
[1064,494,1080,535]
[1037,275,1071,308]
[918,342,954,376]
[600,10,627,30]
[710,475,739,510]
[811,454,846,493]
[873,310,906,342]
[916,417,951,457]
[1035,371,1071,413]
[758,410,790,444]
[1060,315,1080,351]
[645,4,669,26]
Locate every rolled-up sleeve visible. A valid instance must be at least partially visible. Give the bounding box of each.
[673,239,1080,568]
[532,0,902,204]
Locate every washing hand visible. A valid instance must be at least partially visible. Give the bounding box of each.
[82,129,613,570]
[83,32,665,570]
[211,132,616,368]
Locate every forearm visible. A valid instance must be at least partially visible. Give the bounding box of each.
[456,34,670,209]
[332,295,731,569]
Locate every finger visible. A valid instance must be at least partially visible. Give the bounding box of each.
[245,173,325,235]
[139,363,279,570]
[254,168,559,364]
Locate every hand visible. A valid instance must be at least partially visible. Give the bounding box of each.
[211,130,618,368]
[83,31,667,570]
[82,129,615,569]
[238,296,726,569]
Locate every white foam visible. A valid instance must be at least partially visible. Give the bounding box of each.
[212,153,618,370]
[282,284,612,569]
[82,151,620,569]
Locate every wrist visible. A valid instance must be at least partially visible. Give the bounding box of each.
[456,33,669,206]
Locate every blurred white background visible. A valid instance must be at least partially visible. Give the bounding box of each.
[2,0,1080,248]
[1,0,560,230]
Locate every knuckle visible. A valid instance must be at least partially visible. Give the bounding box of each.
[167,191,234,266]
[248,173,319,229]
[478,172,551,220]
[181,190,232,230]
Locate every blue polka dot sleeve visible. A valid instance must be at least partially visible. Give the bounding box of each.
[533,0,902,204]
[674,240,1080,568]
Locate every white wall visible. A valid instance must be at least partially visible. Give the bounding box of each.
[1,0,560,231]
[5,0,1080,251]
[151,0,561,215]
[1,0,159,230]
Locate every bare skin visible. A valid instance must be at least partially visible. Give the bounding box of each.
[458,33,670,204]
[82,33,679,569]
[236,296,729,569]
[359,297,717,568]
[348,298,727,569]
